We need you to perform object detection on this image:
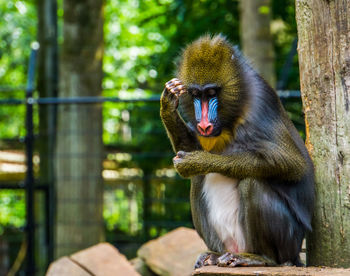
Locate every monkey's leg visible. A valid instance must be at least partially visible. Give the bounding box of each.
[217,253,276,267]
[240,179,306,266]
[160,78,201,153]
[194,252,220,269]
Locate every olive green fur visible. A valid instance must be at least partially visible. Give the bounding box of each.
[160,34,314,266]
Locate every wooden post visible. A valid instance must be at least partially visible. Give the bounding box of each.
[296,0,350,267]
[240,0,276,87]
[55,0,104,258]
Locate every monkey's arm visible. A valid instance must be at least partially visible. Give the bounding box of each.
[160,79,201,153]
[173,137,307,181]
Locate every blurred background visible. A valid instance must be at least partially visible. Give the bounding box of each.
[0,0,304,275]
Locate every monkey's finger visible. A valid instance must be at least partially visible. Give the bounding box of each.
[170,78,181,84]
[176,151,186,158]
[166,78,182,88]
[165,82,175,91]
[173,156,180,161]
[175,85,185,91]
[166,78,179,86]
[217,253,236,267]
[172,85,186,95]
[165,83,175,91]
[166,84,180,94]
[169,88,180,97]
[166,82,177,91]
[203,254,218,266]
[177,86,187,95]
[228,259,244,267]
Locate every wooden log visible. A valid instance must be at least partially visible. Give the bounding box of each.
[193,266,350,276]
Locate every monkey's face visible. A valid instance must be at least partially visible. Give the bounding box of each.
[186,84,221,137]
[177,34,245,137]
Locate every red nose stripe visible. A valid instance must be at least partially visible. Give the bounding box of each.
[197,100,213,135]
[201,100,209,125]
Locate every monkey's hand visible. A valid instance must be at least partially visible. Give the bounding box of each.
[174,144,307,180]
[160,78,186,111]
[173,151,210,178]
[160,79,201,154]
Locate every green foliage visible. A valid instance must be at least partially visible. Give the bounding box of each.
[104,186,144,234]
[272,0,300,89]
[104,0,240,94]
[0,0,37,139]
[0,1,36,86]
[0,190,25,234]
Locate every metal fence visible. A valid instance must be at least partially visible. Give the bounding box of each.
[0,48,194,276]
[0,48,303,276]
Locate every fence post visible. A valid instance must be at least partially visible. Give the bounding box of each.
[25,45,38,276]
[37,0,58,267]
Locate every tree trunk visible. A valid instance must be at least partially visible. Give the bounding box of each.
[55,0,104,258]
[296,0,350,267]
[240,0,276,87]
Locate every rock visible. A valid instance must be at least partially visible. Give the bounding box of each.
[130,257,157,276]
[47,243,140,276]
[46,257,90,276]
[138,227,207,276]
[192,266,350,276]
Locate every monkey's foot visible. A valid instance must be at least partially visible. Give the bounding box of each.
[194,252,219,269]
[217,252,275,267]
[281,257,305,267]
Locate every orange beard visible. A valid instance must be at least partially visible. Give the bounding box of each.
[197,130,232,153]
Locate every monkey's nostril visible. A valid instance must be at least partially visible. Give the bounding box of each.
[205,124,213,134]
[197,123,213,135]
[197,124,205,134]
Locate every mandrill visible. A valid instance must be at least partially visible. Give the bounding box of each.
[160,34,314,268]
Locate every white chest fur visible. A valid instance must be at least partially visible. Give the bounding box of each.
[202,173,246,253]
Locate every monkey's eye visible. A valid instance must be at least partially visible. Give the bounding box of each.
[190,89,200,97]
[207,88,217,97]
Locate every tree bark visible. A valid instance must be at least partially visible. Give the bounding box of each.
[240,0,276,87]
[55,0,104,258]
[296,0,350,267]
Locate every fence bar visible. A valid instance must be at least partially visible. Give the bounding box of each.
[34,95,161,104]
[0,90,301,106]
[25,47,38,276]
[0,183,48,190]
[0,99,25,105]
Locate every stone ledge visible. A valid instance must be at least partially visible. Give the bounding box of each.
[192,266,350,276]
